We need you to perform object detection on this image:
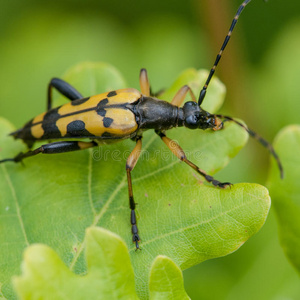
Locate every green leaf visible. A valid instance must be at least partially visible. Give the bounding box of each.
[0,62,270,299]
[149,256,190,300]
[13,227,139,300]
[267,125,300,273]
[14,228,192,299]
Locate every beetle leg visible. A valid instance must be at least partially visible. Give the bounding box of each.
[0,141,97,164]
[139,69,150,97]
[156,131,232,188]
[47,78,84,110]
[171,85,197,107]
[139,69,173,98]
[126,136,142,250]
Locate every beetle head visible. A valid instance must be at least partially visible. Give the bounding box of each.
[183,101,223,131]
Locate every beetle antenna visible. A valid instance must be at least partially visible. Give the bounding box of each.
[198,0,253,106]
[215,114,284,179]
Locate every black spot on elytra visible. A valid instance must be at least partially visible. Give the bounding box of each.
[67,120,85,132]
[65,120,95,137]
[41,107,62,139]
[71,97,90,106]
[107,91,117,97]
[97,108,106,117]
[103,117,113,128]
[98,98,109,106]
[96,99,109,117]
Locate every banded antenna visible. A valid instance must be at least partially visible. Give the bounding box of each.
[198,0,252,106]
[215,114,284,179]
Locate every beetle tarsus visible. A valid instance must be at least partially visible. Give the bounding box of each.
[133,235,141,251]
[0,152,27,164]
[131,209,141,250]
[205,175,232,189]
[0,158,16,164]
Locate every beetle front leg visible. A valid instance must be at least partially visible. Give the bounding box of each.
[171,85,197,107]
[47,78,84,110]
[126,136,142,250]
[156,131,232,188]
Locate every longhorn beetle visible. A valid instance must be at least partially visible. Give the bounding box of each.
[0,0,283,250]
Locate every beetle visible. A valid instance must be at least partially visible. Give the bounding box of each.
[0,0,283,250]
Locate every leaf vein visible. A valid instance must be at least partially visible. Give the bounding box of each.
[69,134,158,270]
[0,164,29,247]
[129,196,263,252]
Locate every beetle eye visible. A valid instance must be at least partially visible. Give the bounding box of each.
[185,112,200,129]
